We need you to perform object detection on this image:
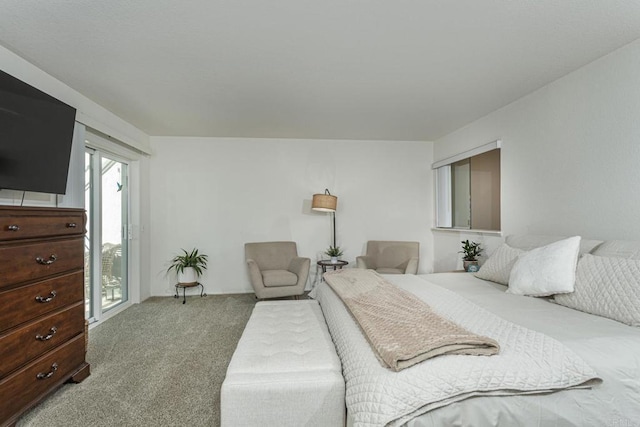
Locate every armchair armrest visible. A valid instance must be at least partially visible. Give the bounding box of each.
[288,256,310,276]
[356,255,374,270]
[405,257,419,275]
[246,259,264,287]
[289,257,311,288]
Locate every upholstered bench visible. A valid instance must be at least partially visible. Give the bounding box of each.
[221,300,345,427]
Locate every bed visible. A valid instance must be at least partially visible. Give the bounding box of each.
[312,236,640,427]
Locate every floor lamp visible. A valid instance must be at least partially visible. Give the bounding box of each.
[312,189,338,248]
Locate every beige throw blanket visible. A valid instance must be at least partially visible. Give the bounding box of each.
[323,269,499,371]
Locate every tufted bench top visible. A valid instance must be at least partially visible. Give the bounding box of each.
[226,300,341,375]
[221,300,345,426]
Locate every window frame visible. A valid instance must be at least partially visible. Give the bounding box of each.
[432,140,502,233]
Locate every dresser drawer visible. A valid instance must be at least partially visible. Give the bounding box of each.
[0,238,83,289]
[0,208,84,241]
[0,303,84,378]
[0,271,84,333]
[0,335,85,424]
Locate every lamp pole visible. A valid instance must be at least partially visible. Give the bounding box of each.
[331,211,336,248]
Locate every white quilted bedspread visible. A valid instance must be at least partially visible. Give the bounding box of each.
[313,274,601,427]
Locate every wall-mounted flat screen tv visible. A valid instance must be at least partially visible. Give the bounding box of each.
[0,69,77,195]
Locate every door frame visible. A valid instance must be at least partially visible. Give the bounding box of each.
[85,130,141,325]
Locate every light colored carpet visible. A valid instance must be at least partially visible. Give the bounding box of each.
[18,294,257,427]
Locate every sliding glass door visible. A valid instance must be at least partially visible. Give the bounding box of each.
[85,148,129,321]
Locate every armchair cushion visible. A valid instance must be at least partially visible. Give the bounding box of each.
[377,267,404,274]
[262,270,298,287]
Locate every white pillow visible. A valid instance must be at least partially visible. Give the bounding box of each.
[554,254,640,326]
[474,243,524,285]
[506,234,602,256]
[507,236,581,296]
[591,240,640,260]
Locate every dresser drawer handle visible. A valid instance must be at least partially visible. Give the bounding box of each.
[35,290,57,303]
[35,326,58,341]
[67,222,77,228]
[36,362,59,380]
[7,224,20,231]
[36,254,58,265]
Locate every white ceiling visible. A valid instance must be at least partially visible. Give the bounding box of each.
[1,1,640,141]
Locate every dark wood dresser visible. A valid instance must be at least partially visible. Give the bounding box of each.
[0,206,90,427]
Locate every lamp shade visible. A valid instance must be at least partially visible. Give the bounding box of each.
[312,193,337,212]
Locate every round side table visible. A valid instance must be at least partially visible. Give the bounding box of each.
[174,282,206,304]
[317,260,349,282]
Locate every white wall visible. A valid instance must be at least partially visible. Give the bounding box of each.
[433,38,640,271]
[149,137,433,296]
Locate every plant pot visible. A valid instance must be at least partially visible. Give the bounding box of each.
[178,267,198,285]
[463,260,479,272]
[330,257,338,264]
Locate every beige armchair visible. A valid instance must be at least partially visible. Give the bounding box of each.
[356,241,419,274]
[245,241,310,299]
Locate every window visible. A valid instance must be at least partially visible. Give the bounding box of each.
[434,141,501,231]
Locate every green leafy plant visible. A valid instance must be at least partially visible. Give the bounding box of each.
[324,245,344,257]
[167,248,208,276]
[459,240,483,261]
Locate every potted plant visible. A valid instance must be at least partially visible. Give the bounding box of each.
[459,240,483,272]
[325,246,344,264]
[167,248,208,285]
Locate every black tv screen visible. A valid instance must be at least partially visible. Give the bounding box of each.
[0,69,77,195]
